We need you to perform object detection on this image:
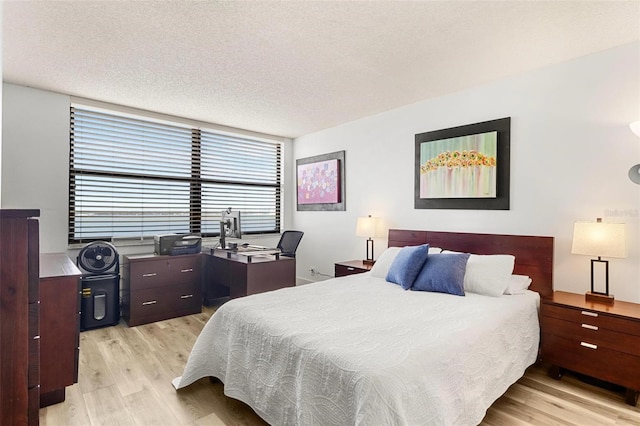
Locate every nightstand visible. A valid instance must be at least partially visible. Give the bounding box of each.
[334,260,374,277]
[541,291,640,406]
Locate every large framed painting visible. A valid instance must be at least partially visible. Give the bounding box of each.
[296,150,346,211]
[415,117,510,210]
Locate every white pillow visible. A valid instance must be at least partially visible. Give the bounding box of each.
[443,251,515,297]
[370,247,402,278]
[504,274,532,295]
[463,254,515,297]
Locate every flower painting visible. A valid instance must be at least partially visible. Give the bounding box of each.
[414,118,510,210]
[419,131,497,199]
[296,151,346,211]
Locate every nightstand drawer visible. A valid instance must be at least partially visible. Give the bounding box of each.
[335,264,364,277]
[543,304,640,336]
[542,316,640,356]
[542,333,640,390]
[334,260,373,277]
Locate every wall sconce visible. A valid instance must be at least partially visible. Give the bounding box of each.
[356,215,380,265]
[629,121,640,184]
[571,218,627,305]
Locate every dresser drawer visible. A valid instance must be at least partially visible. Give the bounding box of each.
[543,304,640,336]
[542,333,640,390]
[542,315,640,356]
[129,261,170,289]
[165,256,201,285]
[127,282,201,326]
[28,385,40,425]
[28,302,40,388]
[129,256,201,290]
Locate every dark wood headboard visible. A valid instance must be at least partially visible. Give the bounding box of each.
[388,229,554,298]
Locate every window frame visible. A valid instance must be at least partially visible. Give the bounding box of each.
[69,104,282,244]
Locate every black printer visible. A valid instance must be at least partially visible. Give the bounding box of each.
[154,234,202,256]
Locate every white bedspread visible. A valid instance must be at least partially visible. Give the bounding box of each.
[173,273,540,425]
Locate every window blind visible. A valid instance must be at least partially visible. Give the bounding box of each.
[69,106,281,243]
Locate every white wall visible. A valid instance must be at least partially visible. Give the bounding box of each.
[1,84,294,258]
[293,42,640,303]
[2,84,71,252]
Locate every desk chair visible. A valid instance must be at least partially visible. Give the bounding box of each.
[277,230,304,258]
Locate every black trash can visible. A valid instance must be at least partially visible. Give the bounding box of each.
[80,273,120,330]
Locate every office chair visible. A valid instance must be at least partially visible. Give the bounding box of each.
[277,230,304,257]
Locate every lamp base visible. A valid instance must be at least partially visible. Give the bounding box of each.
[585,291,615,305]
[362,259,375,266]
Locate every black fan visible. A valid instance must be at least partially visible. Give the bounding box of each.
[77,241,118,274]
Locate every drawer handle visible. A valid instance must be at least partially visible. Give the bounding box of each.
[142,273,157,277]
[33,335,40,340]
[181,268,193,273]
[180,294,194,299]
[581,323,598,331]
[142,300,157,306]
[580,342,598,350]
[347,267,354,271]
[581,310,598,317]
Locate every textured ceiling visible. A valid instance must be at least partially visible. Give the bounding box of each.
[3,1,639,138]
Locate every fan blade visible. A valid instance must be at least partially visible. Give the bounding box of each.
[88,259,106,269]
[97,246,113,257]
[84,247,98,259]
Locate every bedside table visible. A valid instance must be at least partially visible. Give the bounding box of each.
[334,260,374,277]
[541,291,640,406]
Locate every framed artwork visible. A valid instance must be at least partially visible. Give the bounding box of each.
[296,150,346,211]
[415,117,510,210]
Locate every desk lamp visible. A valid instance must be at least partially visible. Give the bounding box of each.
[571,218,626,305]
[356,215,379,265]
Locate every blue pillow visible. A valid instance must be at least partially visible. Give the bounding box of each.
[412,253,470,296]
[385,244,430,289]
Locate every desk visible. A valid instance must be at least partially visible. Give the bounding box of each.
[39,253,82,407]
[204,250,295,304]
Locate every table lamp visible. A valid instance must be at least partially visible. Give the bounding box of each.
[571,218,626,305]
[356,215,379,265]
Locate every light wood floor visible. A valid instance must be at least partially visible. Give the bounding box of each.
[40,306,640,425]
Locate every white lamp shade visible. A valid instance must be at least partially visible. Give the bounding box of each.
[571,221,627,258]
[630,121,640,137]
[356,216,378,238]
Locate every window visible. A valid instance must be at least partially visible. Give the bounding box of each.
[69,106,281,244]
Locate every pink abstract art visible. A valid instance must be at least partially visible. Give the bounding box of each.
[297,159,340,204]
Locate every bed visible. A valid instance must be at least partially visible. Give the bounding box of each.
[173,229,554,425]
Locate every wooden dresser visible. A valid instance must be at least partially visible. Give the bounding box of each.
[0,209,40,425]
[122,253,202,326]
[541,291,640,405]
[39,253,82,407]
